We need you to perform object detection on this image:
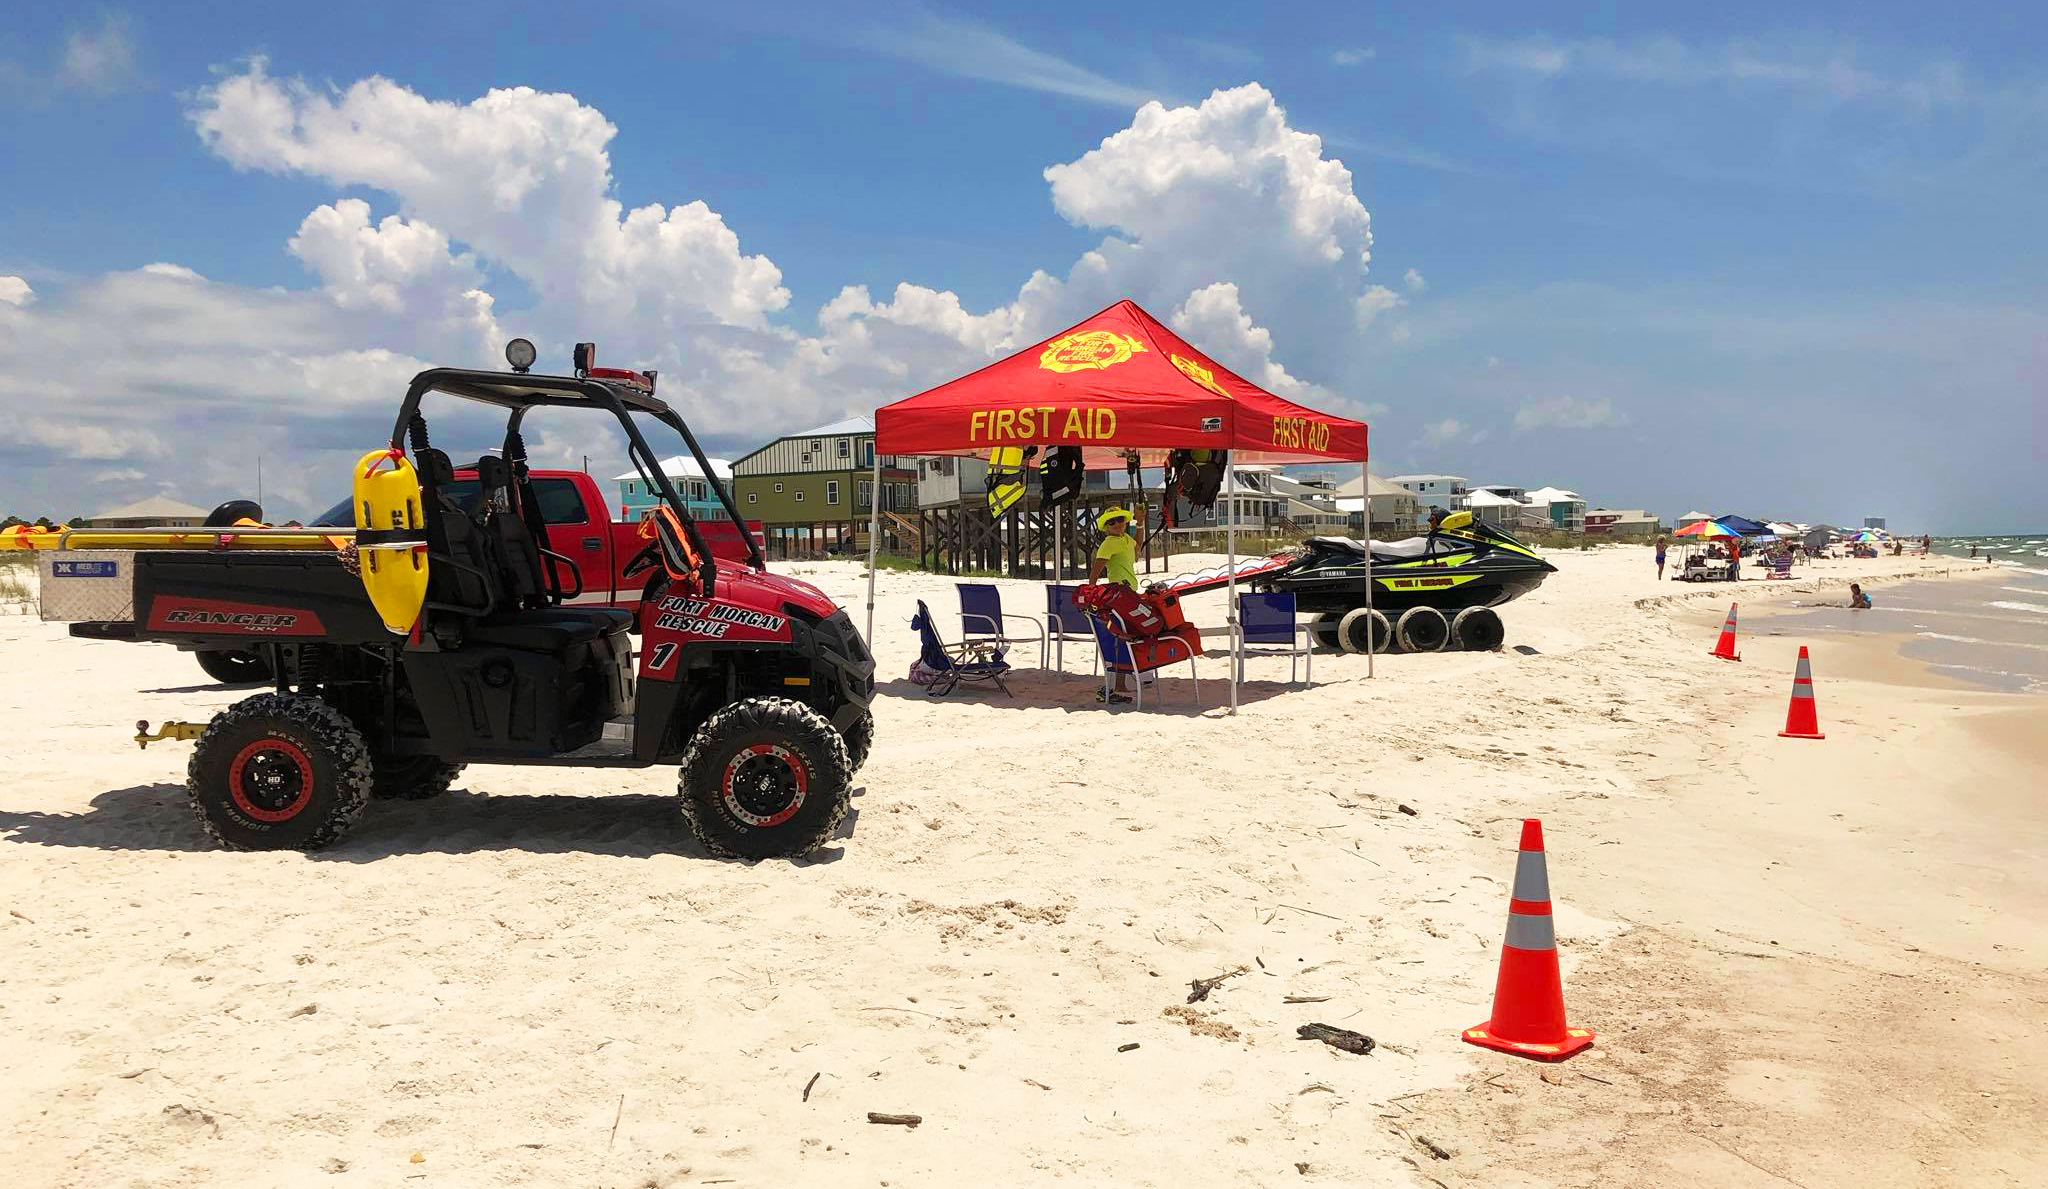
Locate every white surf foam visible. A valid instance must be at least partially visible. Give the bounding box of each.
[1988,600,2048,615]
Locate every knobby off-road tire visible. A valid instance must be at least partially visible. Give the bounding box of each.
[194,648,273,685]
[1396,605,1451,653]
[678,697,851,860]
[186,693,373,851]
[370,754,465,801]
[1452,605,1506,651]
[839,712,875,776]
[1337,607,1391,655]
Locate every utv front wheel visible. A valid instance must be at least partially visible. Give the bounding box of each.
[187,694,373,851]
[840,712,875,775]
[371,754,464,800]
[679,697,851,860]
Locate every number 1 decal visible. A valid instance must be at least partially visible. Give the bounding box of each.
[646,642,678,672]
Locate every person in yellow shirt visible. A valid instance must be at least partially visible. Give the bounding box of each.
[1088,508,1142,703]
[1089,507,1138,591]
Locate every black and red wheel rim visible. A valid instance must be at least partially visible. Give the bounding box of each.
[720,743,809,828]
[227,738,315,823]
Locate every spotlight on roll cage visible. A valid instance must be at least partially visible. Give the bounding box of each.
[505,337,537,373]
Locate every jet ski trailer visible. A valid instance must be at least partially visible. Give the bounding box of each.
[1158,511,1556,654]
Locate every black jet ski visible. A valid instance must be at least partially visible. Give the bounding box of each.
[1160,512,1555,653]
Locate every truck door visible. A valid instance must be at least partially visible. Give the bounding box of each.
[529,476,616,607]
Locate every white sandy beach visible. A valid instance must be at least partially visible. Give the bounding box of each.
[1,546,2041,1188]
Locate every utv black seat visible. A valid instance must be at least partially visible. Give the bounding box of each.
[465,607,631,652]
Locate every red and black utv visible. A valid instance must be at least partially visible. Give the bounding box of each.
[71,341,875,859]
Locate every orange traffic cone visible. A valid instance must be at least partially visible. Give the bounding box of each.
[1709,602,1741,661]
[1777,646,1825,739]
[1463,819,1595,1061]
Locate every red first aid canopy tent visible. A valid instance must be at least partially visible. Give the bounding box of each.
[874,299,1368,465]
[865,299,1376,711]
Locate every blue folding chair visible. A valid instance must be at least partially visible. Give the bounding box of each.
[1088,616,1196,711]
[911,599,1012,697]
[1236,591,1311,686]
[1045,584,1092,672]
[957,583,1046,667]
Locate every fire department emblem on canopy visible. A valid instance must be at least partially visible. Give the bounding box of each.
[1170,353,1228,397]
[1038,330,1148,373]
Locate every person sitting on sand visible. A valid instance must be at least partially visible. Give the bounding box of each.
[1847,583,1871,610]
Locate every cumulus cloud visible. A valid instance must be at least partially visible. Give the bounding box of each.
[4,73,1392,515]
[1403,268,1427,293]
[1421,418,1467,447]
[1355,284,1404,329]
[0,276,33,306]
[1514,395,1625,430]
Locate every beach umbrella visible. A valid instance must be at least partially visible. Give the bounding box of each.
[1673,520,1738,539]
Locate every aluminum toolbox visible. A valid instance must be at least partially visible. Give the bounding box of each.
[37,550,135,622]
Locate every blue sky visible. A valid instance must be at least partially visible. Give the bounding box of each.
[1,2,2042,531]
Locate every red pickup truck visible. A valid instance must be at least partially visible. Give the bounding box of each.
[315,468,762,622]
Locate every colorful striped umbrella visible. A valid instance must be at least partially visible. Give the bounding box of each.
[1673,520,1739,539]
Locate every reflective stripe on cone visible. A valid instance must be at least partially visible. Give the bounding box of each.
[1778,645,1825,739]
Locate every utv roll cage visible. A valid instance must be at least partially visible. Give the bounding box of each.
[388,357,768,589]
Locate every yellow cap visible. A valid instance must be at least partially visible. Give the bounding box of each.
[1096,507,1132,530]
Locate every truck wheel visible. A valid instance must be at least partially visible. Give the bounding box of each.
[1337,607,1391,654]
[678,697,851,860]
[195,648,272,685]
[1396,606,1451,653]
[840,712,875,775]
[371,754,465,800]
[186,694,373,851]
[1451,605,1506,651]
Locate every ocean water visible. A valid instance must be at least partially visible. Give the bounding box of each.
[1763,543,2048,695]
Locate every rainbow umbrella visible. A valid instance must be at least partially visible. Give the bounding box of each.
[1673,520,1739,539]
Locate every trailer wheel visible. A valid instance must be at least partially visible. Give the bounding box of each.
[371,754,465,800]
[839,712,875,776]
[195,648,272,686]
[1396,606,1451,653]
[678,697,851,860]
[186,694,372,851]
[1337,607,1391,654]
[1452,605,1506,652]
[1306,613,1341,651]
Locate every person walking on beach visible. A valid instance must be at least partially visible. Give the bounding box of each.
[1727,536,1741,581]
[1088,507,1143,703]
[1655,537,1668,580]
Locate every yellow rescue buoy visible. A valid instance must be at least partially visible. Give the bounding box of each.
[352,448,431,634]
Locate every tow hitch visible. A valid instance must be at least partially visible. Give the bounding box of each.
[135,719,206,750]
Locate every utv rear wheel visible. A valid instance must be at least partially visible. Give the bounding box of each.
[195,648,272,685]
[840,712,875,775]
[371,754,464,800]
[1396,606,1451,653]
[1452,605,1506,651]
[1337,607,1391,654]
[679,697,851,860]
[186,694,372,851]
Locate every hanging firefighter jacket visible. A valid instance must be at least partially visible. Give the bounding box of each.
[1037,446,1083,508]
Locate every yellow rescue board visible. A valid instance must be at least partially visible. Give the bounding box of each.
[352,449,430,635]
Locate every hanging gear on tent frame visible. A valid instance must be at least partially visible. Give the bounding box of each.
[986,446,1037,515]
[1037,446,1083,508]
[1161,449,1228,529]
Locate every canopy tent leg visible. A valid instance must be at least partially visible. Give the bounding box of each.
[1362,461,1373,680]
[864,451,882,648]
[1225,461,1240,715]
